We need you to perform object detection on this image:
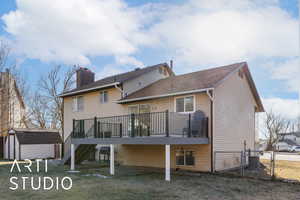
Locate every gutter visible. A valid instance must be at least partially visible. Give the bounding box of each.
[59,82,121,97]
[116,88,214,103]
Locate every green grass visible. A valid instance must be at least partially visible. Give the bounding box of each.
[0,161,299,200]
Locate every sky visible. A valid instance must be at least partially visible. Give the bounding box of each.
[0,0,299,120]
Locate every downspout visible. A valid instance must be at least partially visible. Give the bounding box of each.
[114,83,124,98]
[62,98,64,159]
[206,89,214,173]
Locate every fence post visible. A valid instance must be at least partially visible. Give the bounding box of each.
[131,113,135,137]
[271,151,275,179]
[72,119,75,137]
[188,113,191,137]
[165,110,169,137]
[94,117,97,138]
[119,123,122,138]
[240,151,244,176]
[147,126,150,136]
[81,120,85,138]
[213,151,216,172]
[204,118,208,138]
[98,122,102,138]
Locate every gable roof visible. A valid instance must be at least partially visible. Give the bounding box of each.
[117,62,264,112]
[13,129,62,144]
[60,63,173,97]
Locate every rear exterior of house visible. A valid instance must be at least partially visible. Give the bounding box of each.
[61,62,264,179]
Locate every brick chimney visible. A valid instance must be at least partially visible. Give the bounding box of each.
[76,67,95,88]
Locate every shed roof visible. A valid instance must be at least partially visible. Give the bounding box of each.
[13,129,62,144]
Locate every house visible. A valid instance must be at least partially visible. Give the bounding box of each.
[60,62,264,181]
[4,128,62,160]
[0,70,27,158]
[276,132,300,151]
[1,70,62,160]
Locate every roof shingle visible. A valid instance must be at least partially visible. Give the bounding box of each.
[120,62,243,100]
[118,62,264,112]
[61,63,172,97]
[14,129,62,144]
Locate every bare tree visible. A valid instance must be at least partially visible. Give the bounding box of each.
[39,65,76,130]
[0,41,10,72]
[289,115,300,133]
[27,92,50,128]
[264,110,291,151]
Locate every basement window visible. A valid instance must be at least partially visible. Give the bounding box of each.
[176,150,195,166]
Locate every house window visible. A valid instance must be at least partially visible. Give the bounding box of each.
[176,150,195,166]
[175,96,195,113]
[139,104,150,113]
[100,91,108,103]
[128,104,150,114]
[128,105,139,114]
[72,96,84,112]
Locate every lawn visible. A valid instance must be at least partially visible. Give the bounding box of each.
[260,159,300,181]
[0,161,299,200]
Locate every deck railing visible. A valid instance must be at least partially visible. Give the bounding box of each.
[72,111,208,139]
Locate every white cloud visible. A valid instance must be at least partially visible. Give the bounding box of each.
[115,55,144,68]
[263,98,300,119]
[1,0,152,65]
[1,0,298,70]
[149,0,298,67]
[95,64,127,80]
[265,57,300,93]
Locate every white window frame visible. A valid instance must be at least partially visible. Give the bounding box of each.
[175,149,195,166]
[128,104,150,114]
[174,95,196,113]
[72,96,84,112]
[128,105,139,114]
[100,91,108,104]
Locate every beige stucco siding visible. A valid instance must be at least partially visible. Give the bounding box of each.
[64,91,212,138]
[214,70,256,171]
[117,94,212,171]
[63,88,126,140]
[63,88,212,171]
[117,144,210,172]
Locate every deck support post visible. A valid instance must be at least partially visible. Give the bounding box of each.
[110,144,115,175]
[165,144,171,181]
[70,144,75,170]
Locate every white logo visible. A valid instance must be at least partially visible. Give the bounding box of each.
[9,159,72,191]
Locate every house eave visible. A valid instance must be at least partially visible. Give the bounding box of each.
[116,88,214,104]
[59,82,121,97]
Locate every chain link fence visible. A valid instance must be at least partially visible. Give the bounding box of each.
[214,150,300,182]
